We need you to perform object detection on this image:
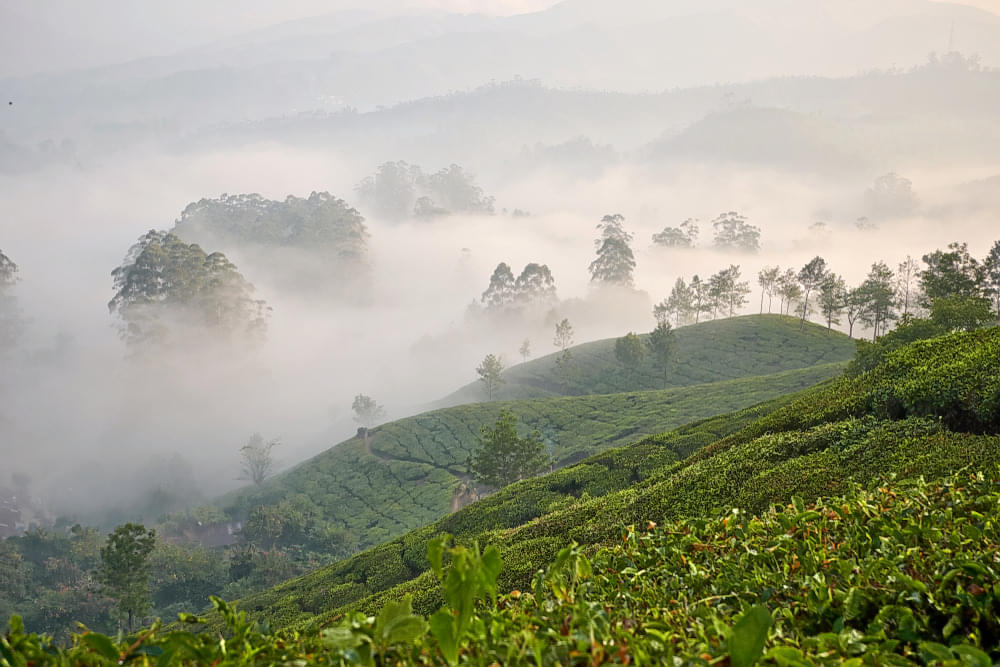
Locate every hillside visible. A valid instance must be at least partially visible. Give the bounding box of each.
[220,362,843,556]
[225,326,1000,633]
[440,315,854,405]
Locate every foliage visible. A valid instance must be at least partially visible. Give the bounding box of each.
[352,395,386,430]
[588,214,635,287]
[865,172,919,218]
[711,211,760,251]
[645,321,675,386]
[920,242,984,305]
[552,318,573,351]
[859,261,896,340]
[467,410,550,491]
[98,523,156,631]
[0,250,16,290]
[481,263,556,310]
[651,218,698,247]
[796,256,828,324]
[108,230,269,347]
[172,191,368,259]
[518,339,531,361]
[930,295,994,332]
[476,354,505,401]
[239,434,279,486]
[985,240,1000,316]
[818,273,846,328]
[612,332,644,374]
[356,162,494,220]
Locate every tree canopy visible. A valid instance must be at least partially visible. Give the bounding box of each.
[589,214,635,287]
[711,211,760,251]
[98,523,156,631]
[467,409,549,491]
[476,354,505,400]
[108,231,269,347]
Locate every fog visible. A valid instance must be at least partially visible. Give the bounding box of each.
[1,0,999,525]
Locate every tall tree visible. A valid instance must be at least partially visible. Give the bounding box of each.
[777,268,803,316]
[98,523,156,631]
[844,286,866,338]
[651,218,698,247]
[476,353,505,400]
[920,242,984,305]
[481,263,516,310]
[929,296,994,332]
[984,240,1000,317]
[553,318,574,351]
[467,409,549,491]
[239,433,279,486]
[860,261,897,341]
[109,230,269,347]
[711,211,761,251]
[895,255,922,316]
[646,321,675,387]
[352,394,385,430]
[689,275,712,323]
[614,332,645,377]
[589,214,636,287]
[796,256,829,327]
[355,161,423,220]
[514,263,557,305]
[757,266,780,313]
[660,277,694,326]
[519,339,531,362]
[818,274,847,329]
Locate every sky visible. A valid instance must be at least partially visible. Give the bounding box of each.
[3,0,997,78]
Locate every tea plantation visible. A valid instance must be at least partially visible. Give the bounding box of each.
[438,314,855,404]
[220,362,842,555]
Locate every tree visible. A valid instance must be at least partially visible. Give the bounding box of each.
[589,214,636,287]
[818,274,847,329]
[519,339,531,362]
[553,318,574,351]
[426,164,495,214]
[614,332,645,376]
[929,295,994,331]
[844,286,867,338]
[895,255,922,316]
[776,269,802,316]
[355,161,423,220]
[0,248,20,349]
[860,261,897,341]
[711,211,760,251]
[514,263,557,305]
[865,172,918,219]
[651,218,698,247]
[481,263,516,310]
[352,394,385,430]
[690,275,712,323]
[109,230,269,347]
[757,266,780,313]
[797,256,829,327]
[476,353,505,400]
[98,523,156,631]
[239,433,279,486]
[920,242,984,305]
[467,409,549,490]
[646,321,675,387]
[984,240,1000,316]
[662,277,695,325]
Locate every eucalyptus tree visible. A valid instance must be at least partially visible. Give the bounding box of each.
[860,261,897,341]
[646,321,676,386]
[711,211,760,251]
[476,353,506,400]
[796,256,829,327]
[652,218,698,247]
[589,214,636,287]
[819,274,847,329]
[757,266,780,313]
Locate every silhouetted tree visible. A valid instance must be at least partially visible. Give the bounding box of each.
[757,266,780,313]
[797,256,829,327]
[239,433,279,486]
[652,218,698,247]
[589,214,636,287]
[711,211,760,251]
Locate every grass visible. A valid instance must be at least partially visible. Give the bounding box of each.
[438,314,855,405]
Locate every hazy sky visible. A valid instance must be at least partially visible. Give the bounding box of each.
[3,0,998,77]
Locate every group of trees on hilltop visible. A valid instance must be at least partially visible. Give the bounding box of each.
[654,265,752,325]
[653,211,761,251]
[356,161,495,221]
[108,230,270,349]
[480,262,557,311]
[172,191,369,262]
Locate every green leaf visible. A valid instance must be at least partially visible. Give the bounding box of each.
[177,612,202,624]
[918,641,955,662]
[951,644,992,667]
[764,646,809,667]
[729,606,771,667]
[81,633,119,660]
[321,626,363,651]
[429,609,459,666]
[383,616,428,646]
[428,535,449,579]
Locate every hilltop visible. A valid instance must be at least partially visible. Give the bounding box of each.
[439,314,854,405]
[223,326,1000,632]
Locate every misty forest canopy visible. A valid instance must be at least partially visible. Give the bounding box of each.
[480,262,557,311]
[109,230,269,347]
[171,191,368,260]
[0,248,20,349]
[356,161,495,221]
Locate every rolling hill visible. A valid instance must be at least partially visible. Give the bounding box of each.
[220,362,844,557]
[439,314,855,405]
[220,326,1000,634]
